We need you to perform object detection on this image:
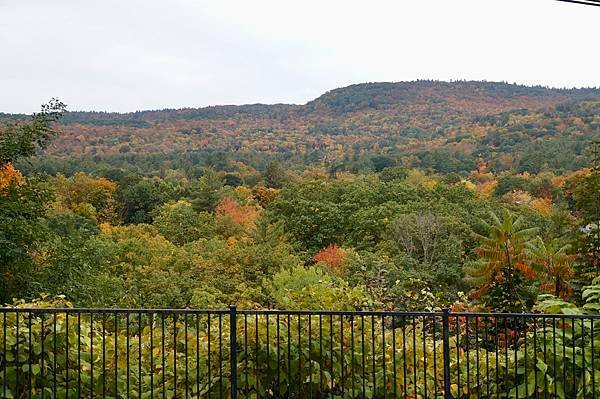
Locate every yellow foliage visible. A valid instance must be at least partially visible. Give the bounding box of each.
[550,175,565,188]
[99,222,112,233]
[460,179,477,192]
[476,180,497,199]
[234,186,253,200]
[530,198,552,215]
[423,179,437,189]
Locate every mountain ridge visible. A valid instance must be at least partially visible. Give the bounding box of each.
[7,80,600,176]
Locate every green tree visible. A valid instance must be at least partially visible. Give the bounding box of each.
[189,167,225,212]
[0,99,65,303]
[153,200,216,245]
[0,98,65,164]
[119,179,169,224]
[263,161,287,189]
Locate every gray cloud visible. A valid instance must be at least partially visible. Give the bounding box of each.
[1,0,598,113]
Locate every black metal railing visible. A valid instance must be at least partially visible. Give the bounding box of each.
[1,306,599,398]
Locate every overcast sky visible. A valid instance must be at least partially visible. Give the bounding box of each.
[1,0,599,113]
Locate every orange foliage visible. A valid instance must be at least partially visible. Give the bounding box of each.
[515,262,536,280]
[215,196,259,229]
[313,244,348,276]
[0,163,23,192]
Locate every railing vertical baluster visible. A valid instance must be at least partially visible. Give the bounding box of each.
[114,312,118,399]
[138,312,142,399]
[126,312,130,399]
[150,313,154,399]
[329,314,333,395]
[572,318,576,397]
[15,311,19,399]
[277,313,281,396]
[207,312,211,399]
[41,313,45,399]
[28,311,32,399]
[309,314,313,399]
[229,305,238,399]
[553,318,557,399]
[382,315,387,399]
[442,309,451,399]
[591,318,596,399]
[102,313,106,399]
[184,313,189,399]
[174,313,178,399]
[475,316,480,399]
[432,315,437,398]
[319,314,323,396]
[361,315,366,399]
[562,316,566,398]
[243,313,248,398]
[543,316,547,399]
[90,312,94,399]
[454,316,464,398]
[161,314,165,399]
[412,316,417,399]
[288,313,292,398]
[3,312,6,399]
[351,315,355,399]
[533,317,538,396]
[504,317,509,399]
[392,315,397,399]
[582,318,586,397]
[524,316,528,399]
[298,315,302,396]
[372,315,376,397]
[401,315,407,398]
[218,313,222,399]
[254,313,258,397]
[53,312,56,399]
[340,315,344,398]
[466,315,470,397]
[423,316,427,399]
[484,315,490,398]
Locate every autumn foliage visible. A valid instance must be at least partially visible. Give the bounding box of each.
[313,244,348,276]
[0,163,23,193]
[215,196,259,229]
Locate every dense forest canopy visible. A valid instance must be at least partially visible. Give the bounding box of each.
[0,81,599,315]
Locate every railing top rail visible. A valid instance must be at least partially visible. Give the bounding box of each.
[0,307,599,319]
[451,311,600,319]
[0,307,230,314]
[237,309,444,316]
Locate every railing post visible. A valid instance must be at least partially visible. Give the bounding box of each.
[229,305,238,399]
[442,308,452,399]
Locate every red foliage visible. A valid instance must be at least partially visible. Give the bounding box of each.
[313,244,347,276]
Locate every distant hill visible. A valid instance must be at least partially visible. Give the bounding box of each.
[9,80,600,175]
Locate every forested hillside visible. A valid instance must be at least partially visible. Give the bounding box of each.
[14,81,600,178]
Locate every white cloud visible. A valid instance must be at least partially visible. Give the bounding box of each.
[0,0,598,113]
